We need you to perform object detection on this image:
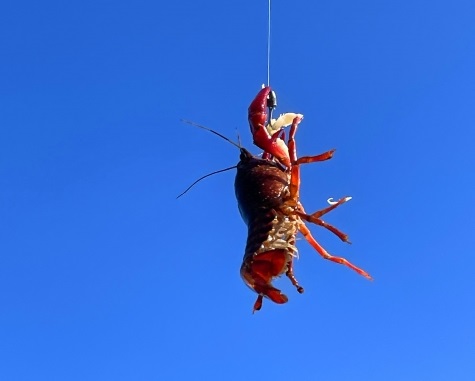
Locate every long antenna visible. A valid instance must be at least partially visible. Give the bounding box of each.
[181,119,241,149]
[176,165,237,199]
[267,0,271,86]
[177,120,242,198]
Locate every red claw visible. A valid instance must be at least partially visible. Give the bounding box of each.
[248,87,291,168]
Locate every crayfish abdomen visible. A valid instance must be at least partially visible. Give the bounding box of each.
[235,148,301,312]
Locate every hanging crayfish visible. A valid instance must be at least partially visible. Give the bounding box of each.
[180,86,371,312]
[236,86,372,312]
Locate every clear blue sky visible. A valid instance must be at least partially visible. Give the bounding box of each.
[1,0,475,380]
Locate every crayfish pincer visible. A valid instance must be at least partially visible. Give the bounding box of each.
[235,86,372,312]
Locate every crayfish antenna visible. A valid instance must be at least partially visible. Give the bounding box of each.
[180,119,241,149]
[177,119,242,198]
[176,166,236,199]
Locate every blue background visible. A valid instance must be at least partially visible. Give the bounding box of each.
[1,0,474,380]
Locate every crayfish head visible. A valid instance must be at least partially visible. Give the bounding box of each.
[240,249,289,311]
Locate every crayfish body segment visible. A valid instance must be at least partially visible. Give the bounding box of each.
[237,86,371,312]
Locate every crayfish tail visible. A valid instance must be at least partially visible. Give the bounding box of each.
[241,249,291,310]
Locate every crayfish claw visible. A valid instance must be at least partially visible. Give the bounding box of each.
[248,86,291,167]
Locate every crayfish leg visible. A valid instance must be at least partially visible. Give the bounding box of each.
[296,149,336,165]
[310,196,352,219]
[285,259,304,294]
[309,218,350,244]
[296,198,352,243]
[296,213,349,244]
[286,115,304,199]
[287,115,303,165]
[299,223,373,280]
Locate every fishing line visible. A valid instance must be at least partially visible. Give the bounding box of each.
[267,0,272,86]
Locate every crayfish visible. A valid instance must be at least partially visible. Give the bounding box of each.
[235,86,372,312]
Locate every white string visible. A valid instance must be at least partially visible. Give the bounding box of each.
[267,0,271,86]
